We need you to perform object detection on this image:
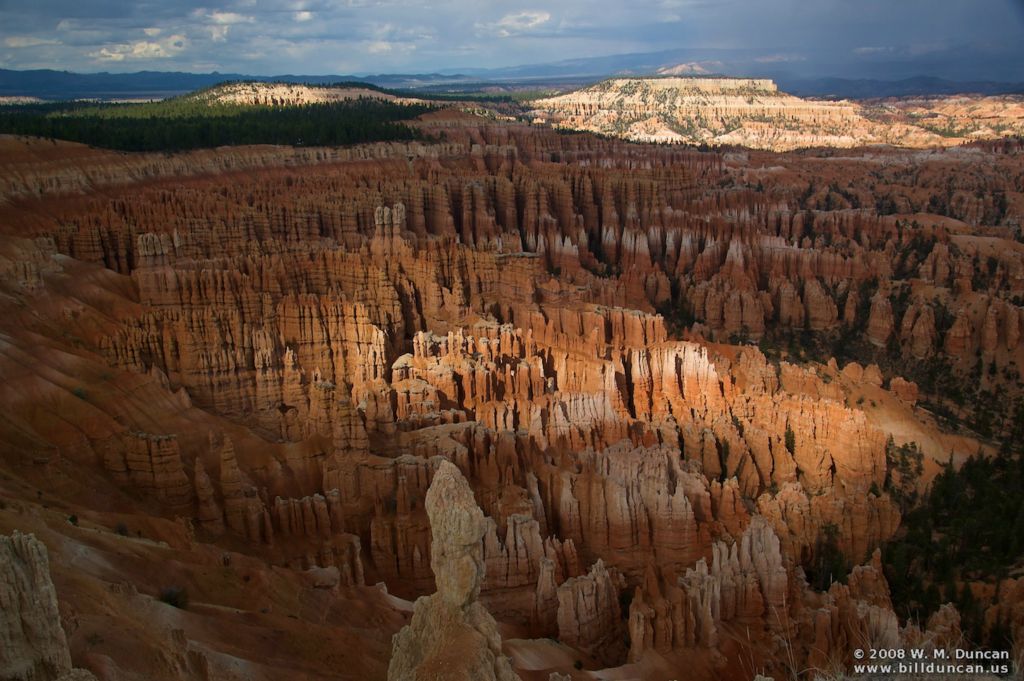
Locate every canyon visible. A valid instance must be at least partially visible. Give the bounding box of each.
[0,103,1022,681]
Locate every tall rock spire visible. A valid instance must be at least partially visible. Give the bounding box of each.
[388,460,521,681]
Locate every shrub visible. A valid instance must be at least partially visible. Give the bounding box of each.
[808,523,850,590]
[655,298,696,339]
[883,449,1024,646]
[67,514,78,526]
[884,438,923,512]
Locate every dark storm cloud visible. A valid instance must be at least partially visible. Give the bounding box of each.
[0,0,1022,78]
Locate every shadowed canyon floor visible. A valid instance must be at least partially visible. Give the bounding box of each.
[0,110,1022,680]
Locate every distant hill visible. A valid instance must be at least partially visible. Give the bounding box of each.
[0,69,431,101]
[184,81,413,106]
[0,84,432,151]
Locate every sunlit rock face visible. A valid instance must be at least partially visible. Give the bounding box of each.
[388,460,521,681]
[531,77,1024,150]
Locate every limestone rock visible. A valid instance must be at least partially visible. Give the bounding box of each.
[556,560,627,664]
[944,309,973,356]
[866,294,894,347]
[529,77,1024,150]
[863,364,884,387]
[1,532,95,681]
[903,303,937,359]
[889,377,918,404]
[103,432,193,510]
[1,112,1017,681]
[193,458,224,535]
[388,460,521,681]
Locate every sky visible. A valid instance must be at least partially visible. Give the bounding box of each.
[1,0,1023,79]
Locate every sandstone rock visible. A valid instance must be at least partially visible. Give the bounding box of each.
[866,294,894,347]
[530,77,1024,150]
[757,483,898,569]
[803,279,839,331]
[193,458,224,535]
[217,438,271,544]
[923,603,962,650]
[841,362,864,383]
[54,672,98,681]
[981,302,1001,354]
[388,460,520,681]
[806,551,901,671]
[556,560,626,664]
[903,303,937,359]
[533,558,560,634]
[103,432,193,510]
[1,115,1016,681]
[863,364,884,387]
[1,532,95,681]
[944,308,973,356]
[889,377,918,404]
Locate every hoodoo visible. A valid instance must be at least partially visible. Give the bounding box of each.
[0,42,1021,680]
[388,460,521,681]
[0,532,97,681]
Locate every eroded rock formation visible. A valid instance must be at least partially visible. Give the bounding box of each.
[0,111,1019,681]
[388,460,520,681]
[0,532,96,681]
[531,78,1024,150]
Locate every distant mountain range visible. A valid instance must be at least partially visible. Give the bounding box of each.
[2,52,1022,102]
[779,76,1024,99]
[0,69,393,100]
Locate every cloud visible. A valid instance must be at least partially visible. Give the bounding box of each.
[478,10,551,38]
[753,53,806,63]
[196,10,255,25]
[1,0,1022,78]
[366,39,416,55]
[853,46,894,55]
[907,42,949,56]
[190,8,255,42]
[4,36,60,48]
[90,34,188,62]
